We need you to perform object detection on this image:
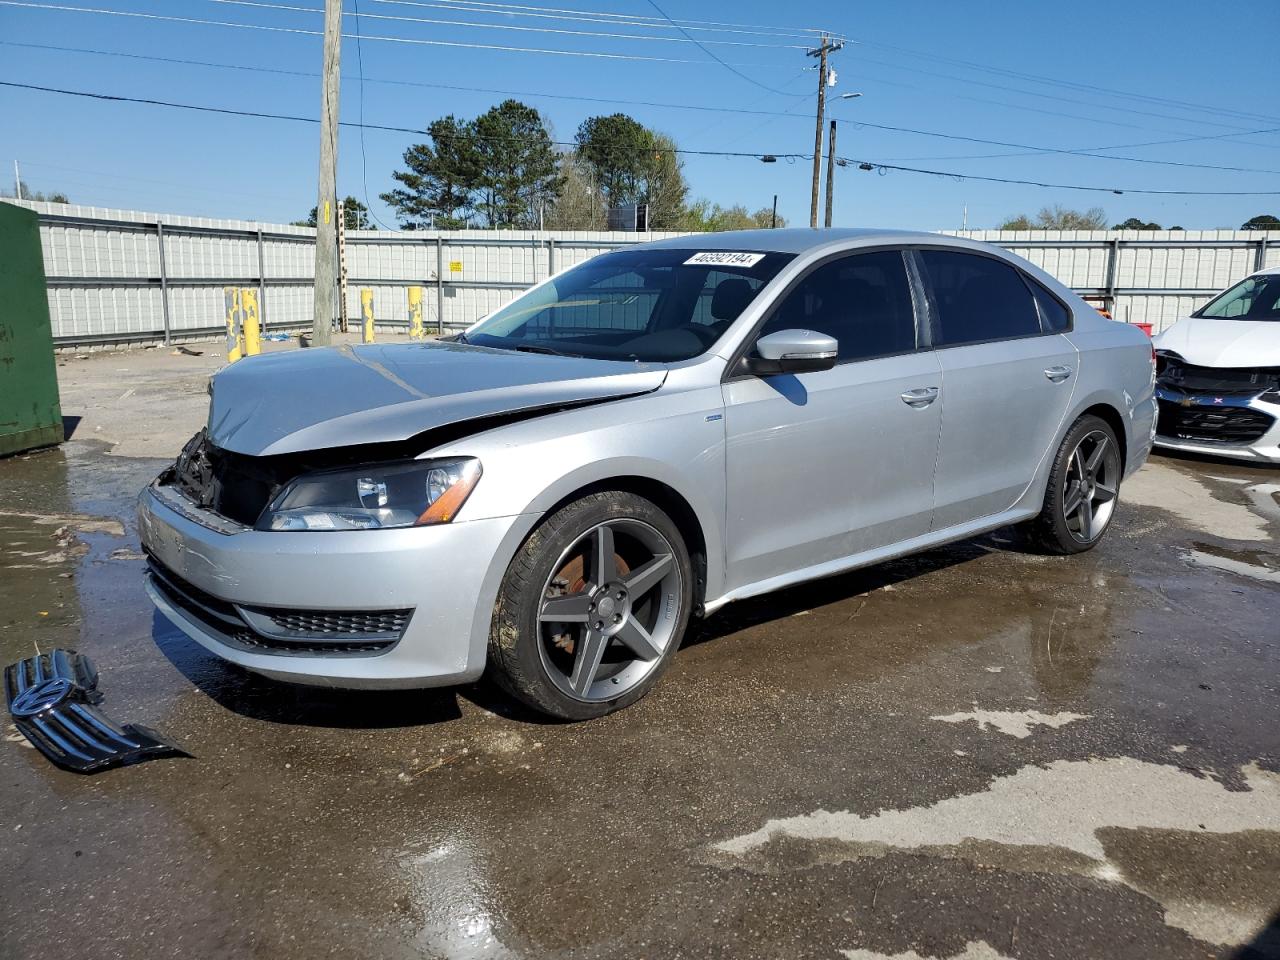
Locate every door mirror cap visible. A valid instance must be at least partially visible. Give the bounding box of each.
[749,329,838,375]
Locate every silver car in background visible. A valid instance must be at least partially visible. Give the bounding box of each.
[139,229,1157,719]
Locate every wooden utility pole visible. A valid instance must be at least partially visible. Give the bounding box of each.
[807,35,842,229]
[312,0,342,346]
[824,120,837,228]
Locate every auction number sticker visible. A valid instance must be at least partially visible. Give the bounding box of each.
[683,251,766,268]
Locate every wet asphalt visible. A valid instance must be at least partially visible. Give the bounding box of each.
[1,439,1277,960]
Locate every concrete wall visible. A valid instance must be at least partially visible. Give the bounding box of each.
[6,199,1278,345]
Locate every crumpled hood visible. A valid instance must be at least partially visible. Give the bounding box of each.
[1154,316,1280,369]
[208,340,667,456]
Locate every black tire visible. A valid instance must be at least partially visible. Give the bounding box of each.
[1024,414,1123,555]
[487,490,693,720]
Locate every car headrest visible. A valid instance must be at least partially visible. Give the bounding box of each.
[710,278,756,320]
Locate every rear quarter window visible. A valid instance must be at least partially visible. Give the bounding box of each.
[918,249,1043,346]
[1027,278,1071,333]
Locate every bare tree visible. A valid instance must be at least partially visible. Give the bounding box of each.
[543,155,605,231]
[1000,205,1108,230]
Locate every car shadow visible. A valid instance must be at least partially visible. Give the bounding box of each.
[152,611,466,729]
[685,533,1004,648]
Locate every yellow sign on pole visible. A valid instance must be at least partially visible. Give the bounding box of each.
[223,286,244,363]
[240,288,261,357]
[407,286,425,340]
[360,288,375,343]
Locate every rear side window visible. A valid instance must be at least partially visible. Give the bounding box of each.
[1028,278,1071,332]
[758,250,917,362]
[918,250,1042,346]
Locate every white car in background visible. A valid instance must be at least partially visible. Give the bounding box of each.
[1153,267,1280,463]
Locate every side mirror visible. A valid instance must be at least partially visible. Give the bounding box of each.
[747,329,838,375]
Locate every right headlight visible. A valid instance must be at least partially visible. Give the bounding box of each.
[258,458,482,531]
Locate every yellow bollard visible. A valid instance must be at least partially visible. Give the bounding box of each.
[239,288,261,357]
[407,286,424,340]
[360,288,375,343]
[223,286,244,363]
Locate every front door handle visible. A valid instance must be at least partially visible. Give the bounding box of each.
[1044,365,1073,383]
[900,386,940,408]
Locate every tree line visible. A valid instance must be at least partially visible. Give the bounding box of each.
[362,100,782,232]
[999,205,1279,232]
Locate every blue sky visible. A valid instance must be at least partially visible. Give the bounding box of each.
[2,0,1278,230]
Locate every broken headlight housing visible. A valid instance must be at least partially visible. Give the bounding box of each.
[257,458,482,531]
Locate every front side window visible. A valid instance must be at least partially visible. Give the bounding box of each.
[756,250,917,362]
[918,249,1042,346]
[1195,274,1280,321]
[466,248,794,362]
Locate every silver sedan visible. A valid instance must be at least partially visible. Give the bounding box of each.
[139,229,1157,719]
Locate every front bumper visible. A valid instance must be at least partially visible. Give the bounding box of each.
[138,484,529,688]
[1153,388,1280,464]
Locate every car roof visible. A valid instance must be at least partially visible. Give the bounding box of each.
[638,227,945,255]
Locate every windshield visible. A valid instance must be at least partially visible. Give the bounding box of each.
[1194,273,1280,321]
[464,248,794,362]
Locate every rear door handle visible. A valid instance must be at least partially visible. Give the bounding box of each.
[1044,365,1073,383]
[900,386,940,408]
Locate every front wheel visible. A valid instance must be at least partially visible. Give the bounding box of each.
[487,491,693,720]
[1024,415,1123,555]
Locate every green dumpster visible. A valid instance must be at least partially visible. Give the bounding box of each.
[0,202,63,456]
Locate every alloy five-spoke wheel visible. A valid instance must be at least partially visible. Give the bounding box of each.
[537,519,682,701]
[1062,429,1121,543]
[1025,414,1123,555]
[488,491,693,720]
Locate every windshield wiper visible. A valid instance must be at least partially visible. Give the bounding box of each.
[511,343,572,357]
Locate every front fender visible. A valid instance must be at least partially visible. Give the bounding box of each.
[430,386,730,655]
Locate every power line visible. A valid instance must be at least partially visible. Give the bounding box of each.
[825,111,1280,176]
[6,78,1280,197]
[838,157,1280,196]
[0,0,761,63]
[846,51,1280,142]
[13,34,1276,166]
[385,0,835,40]
[641,0,801,95]
[0,79,807,158]
[847,38,1280,130]
[350,0,394,229]
[203,0,811,49]
[7,37,1278,178]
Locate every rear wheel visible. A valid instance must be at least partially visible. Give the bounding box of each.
[1024,415,1123,554]
[487,491,692,720]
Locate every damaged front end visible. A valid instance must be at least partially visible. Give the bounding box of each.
[1154,352,1280,459]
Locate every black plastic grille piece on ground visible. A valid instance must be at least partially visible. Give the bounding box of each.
[1156,400,1275,445]
[4,650,188,774]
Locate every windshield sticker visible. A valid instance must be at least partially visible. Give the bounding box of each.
[683,251,766,268]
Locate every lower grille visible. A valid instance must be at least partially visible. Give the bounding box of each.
[250,608,411,637]
[1157,400,1275,445]
[146,558,408,657]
